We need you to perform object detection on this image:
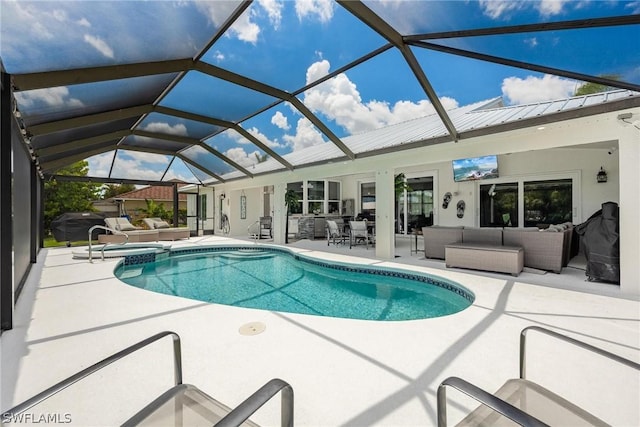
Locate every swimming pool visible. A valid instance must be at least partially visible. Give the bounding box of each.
[115,246,474,321]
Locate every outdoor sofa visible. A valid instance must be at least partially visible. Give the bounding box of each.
[423,224,574,273]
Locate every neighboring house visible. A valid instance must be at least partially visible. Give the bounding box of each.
[94,183,187,225]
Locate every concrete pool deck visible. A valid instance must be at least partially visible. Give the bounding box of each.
[1,235,639,426]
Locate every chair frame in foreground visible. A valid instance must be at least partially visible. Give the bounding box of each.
[2,331,293,427]
[437,326,639,427]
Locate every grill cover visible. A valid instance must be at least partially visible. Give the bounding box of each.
[51,212,107,243]
[574,202,619,284]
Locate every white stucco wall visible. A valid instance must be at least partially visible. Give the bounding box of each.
[204,107,639,296]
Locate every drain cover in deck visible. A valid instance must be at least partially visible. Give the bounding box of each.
[239,322,266,336]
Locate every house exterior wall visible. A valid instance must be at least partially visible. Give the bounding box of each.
[202,106,639,296]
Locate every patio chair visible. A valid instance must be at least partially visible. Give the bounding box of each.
[349,220,370,249]
[437,326,639,427]
[326,219,348,246]
[2,331,293,427]
[259,216,273,239]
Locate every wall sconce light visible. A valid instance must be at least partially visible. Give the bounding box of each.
[219,193,226,199]
[596,167,607,183]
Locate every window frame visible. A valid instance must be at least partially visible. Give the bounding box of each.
[475,171,581,227]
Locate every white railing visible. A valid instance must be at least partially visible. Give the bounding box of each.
[88,225,129,263]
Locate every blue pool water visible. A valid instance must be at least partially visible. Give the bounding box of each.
[115,247,473,321]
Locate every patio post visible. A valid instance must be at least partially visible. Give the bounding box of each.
[375,167,395,260]
[617,121,640,297]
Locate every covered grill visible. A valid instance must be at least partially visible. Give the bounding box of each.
[575,202,620,284]
[51,212,107,246]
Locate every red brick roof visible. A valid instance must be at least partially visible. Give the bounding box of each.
[113,184,187,201]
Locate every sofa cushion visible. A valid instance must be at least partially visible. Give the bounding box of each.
[462,227,503,246]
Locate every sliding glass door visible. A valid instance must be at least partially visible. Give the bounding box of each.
[480,176,575,228]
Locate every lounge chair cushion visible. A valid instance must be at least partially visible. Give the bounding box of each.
[115,218,137,231]
[153,220,170,229]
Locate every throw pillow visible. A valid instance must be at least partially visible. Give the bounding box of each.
[154,220,170,229]
[117,219,137,231]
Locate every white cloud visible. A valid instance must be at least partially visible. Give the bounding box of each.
[84,34,114,59]
[107,151,171,180]
[295,0,334,23]
[52,9,68,22]
[212,50,225,62]
[479,0,523,19]
[524,37,538,48]
[224,147,263,168]
[77,18,91,27]
[283,118,326,151]
[163,169,194,183]
[120,151,171,165]
[301,60,458,135]
[271,111,290,130]
[306,58,331,83]
[87,152,115,177]
[480,0,572,19]
[502,74,577,104]
[229,7,261,43]
[3,2,54,41]
[111,158,164,180]
[194,1,241,27]
[15,87,84,109]
[626,1,640,13]
[194,1,260,43]
[258,0,284,30]
[245,126,287,149]
[537,0,569,16]
[141,122,188,136]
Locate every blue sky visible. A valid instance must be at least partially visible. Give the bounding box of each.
[1,0,638,182]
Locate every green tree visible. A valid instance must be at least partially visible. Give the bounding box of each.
[44,161,101,234]
[140,199,171,222]
[284,188,300,244]
[394,173,412,196]
[574,75,620,96]
[102,183,136,199]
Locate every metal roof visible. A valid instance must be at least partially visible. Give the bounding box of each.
[2,1,639,185]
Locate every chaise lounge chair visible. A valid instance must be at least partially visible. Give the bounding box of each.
[143,217,190,241]
[2,331,293,426]
[99,217,159,243]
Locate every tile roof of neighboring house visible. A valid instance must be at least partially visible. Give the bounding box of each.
[112,184,188,201]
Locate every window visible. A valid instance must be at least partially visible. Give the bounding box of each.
[406,177,433,232]
[200,194,207,220]
[480,182,518,227]
[328,181,340,215]
[307,180,325,214]
[480,178,574,228]
[360,182,375,219]
[286,182,303,214]
[524,179,572,227]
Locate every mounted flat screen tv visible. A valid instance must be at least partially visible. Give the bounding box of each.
[452,155,499,182]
